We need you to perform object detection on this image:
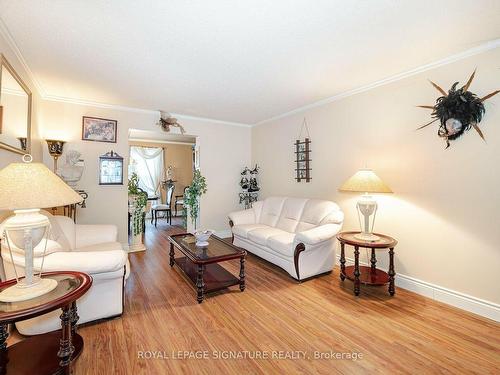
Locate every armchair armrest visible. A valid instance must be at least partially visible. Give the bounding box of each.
[75,224,118,248]
[38,250,127,275]
[295,223,342,246]
[228,209,256,226]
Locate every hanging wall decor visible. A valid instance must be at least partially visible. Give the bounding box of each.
[157,111,186,134]
[99,150,124,185]
[295,118,311,182]
[416,70,499,148]
[239,165,260,209]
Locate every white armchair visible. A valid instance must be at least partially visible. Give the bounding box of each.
[1,212,130,335]
[229,197,344,281]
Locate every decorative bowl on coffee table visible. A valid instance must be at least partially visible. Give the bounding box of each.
[194,230,214,247]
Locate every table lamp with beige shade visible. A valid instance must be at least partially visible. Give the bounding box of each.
[339,168,392,242]
[0,154,82,302]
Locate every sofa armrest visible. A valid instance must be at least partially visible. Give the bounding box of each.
[75,224,118,248]
[295,223,342,246]
[228,209,256,226]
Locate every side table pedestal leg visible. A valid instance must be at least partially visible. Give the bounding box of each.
[388,247,396,296]
[0,324,8,375]
[340,242,346,281]
[58,305,74,375]
[354,246,360,296]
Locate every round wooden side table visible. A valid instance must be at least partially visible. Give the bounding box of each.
[0,271,92,375]
[337,231,397,296]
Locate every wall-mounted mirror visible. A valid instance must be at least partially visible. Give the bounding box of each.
[0,54,32,154]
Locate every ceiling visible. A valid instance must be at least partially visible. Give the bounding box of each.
[1,1,499,125]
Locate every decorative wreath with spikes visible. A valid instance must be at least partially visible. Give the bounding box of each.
[417,70,499,148]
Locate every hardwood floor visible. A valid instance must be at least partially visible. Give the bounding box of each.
[10,222,500,374]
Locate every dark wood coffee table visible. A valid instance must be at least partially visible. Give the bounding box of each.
[0,271,92,375]
[168,233,246,303]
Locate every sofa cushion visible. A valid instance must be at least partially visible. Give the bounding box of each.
[247,227,287,246]
[232,224,268,239]
[258,197,286,227]
[267,232,296,257]
[296,199,341,232]
[275,198,307,233]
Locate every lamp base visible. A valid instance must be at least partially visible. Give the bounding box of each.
[354,232,381,242]
[0,278,58,302]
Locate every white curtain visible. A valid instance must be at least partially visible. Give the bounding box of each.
[130,147,164,196]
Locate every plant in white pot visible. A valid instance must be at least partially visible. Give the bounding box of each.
[128,173,148,251]
[185,170,207,232]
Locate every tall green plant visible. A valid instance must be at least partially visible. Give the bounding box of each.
[128,173,148,236]
[185,170,207,228]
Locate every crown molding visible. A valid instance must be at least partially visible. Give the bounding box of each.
[43,94,159,114]
[170,112,251,128]
[41,94,252,127]
[253,39,500,126]
[0,16,46,97]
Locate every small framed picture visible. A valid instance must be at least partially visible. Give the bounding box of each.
[82,116,117,143]
[99,151,123,185]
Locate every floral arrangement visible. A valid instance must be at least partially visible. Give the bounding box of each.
[184,170,207,228]
[128,173,148,236]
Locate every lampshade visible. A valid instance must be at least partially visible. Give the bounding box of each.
[339,169,392,193]
[0,161,83,210]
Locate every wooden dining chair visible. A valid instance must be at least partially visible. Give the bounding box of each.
[174,186,188,217]
[151,184,175,226]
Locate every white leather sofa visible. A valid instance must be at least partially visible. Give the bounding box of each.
[0,212,130,335]
[229,197,344,281]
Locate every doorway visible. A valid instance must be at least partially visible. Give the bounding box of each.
[128,129,197,237]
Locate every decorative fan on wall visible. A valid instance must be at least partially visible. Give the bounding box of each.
[157,111,186,134]
[416,70,499,148]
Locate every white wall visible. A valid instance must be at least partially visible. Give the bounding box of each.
[40,100,251,243]
[252,47,500,306]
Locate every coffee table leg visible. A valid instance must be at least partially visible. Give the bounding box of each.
[58,305,75,375]
[340,242,346,281]
[388,248,396,296]
[169,243,175,267]
[196,264,205,303]
[354,246,360,296]
[239,256,246,292]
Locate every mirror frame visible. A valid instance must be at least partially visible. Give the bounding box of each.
[0,53,32,155]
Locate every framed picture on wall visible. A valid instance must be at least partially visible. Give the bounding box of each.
[82,116,117,143]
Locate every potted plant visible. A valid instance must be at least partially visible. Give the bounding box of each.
[184,170,207,230]
[128,173,148,251]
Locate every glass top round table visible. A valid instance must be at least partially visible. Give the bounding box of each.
[0,271,92,375]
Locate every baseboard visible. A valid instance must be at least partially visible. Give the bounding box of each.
[215,229,232,239]
[122,242,147,253]
[336,255,500,322]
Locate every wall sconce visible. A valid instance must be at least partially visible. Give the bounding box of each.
[17,137,27,151]
[45,139,65,172]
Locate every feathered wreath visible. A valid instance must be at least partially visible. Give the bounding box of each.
[417,70,499,148]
